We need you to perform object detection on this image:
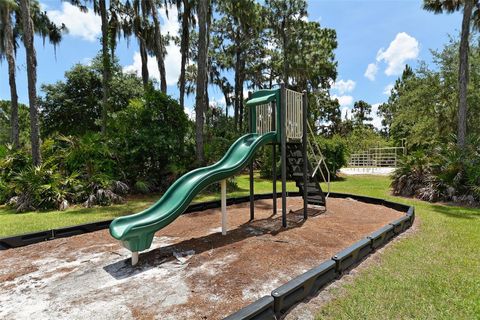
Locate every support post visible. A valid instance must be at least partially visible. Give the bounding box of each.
[248,91,254,221]
[271,100,277,215]
[221,179,227,235]
[280,83,287,228]
[131,252,139,266]
[249,161,254,220]
[302,90,308,220]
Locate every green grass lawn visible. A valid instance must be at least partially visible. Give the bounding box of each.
[315,176,480,319]
[1,174,479,318]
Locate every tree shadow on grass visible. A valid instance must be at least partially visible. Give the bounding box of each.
[430,203,480,220]
[103,206,325,280]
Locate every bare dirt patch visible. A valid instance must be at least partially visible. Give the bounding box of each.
[0,197,404,319]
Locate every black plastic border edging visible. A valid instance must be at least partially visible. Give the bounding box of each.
[224,194,415,320]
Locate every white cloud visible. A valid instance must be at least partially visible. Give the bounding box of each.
[332,79,356,94]
[123,5,181,86]
[364,63,378,81]
[341,107,351,120]
[209,96,226,108]
[367,103,383,129]
[376,32,419,76]
[47,3,101,42]
[332,95,354,107]
[383,84,394,96]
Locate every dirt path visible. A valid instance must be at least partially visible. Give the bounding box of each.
[0,197,404,320]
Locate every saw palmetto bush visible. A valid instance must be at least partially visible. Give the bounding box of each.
[391,151,439,200]
[392,136,480,205]
[0,135,128,212]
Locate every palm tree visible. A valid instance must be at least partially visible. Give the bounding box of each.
[19,0,41,164]
[145,0,167,93]
[176,0,195,108]
[424,0,480,150]
[194,0,208,165]
[0,0,19,148]
[1,0,64,151]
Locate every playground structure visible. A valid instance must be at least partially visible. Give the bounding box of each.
[109,84,330,265]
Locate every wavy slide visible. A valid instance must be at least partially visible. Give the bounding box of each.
[110,131,277,253]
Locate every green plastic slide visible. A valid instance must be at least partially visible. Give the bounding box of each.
[110,131,277,252]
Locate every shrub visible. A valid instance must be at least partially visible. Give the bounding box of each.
[391,138,480,205]
[314,135,348,180]
[109,88,192,191]
[202,177,239,194]
[391,151,442,201]
[259,145,281,179]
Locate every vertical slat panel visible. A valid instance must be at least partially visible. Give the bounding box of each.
[285,89,303,141]
[256,103,274,135]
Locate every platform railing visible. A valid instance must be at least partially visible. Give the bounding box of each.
[255,103,273,135]
[286,89,303,140]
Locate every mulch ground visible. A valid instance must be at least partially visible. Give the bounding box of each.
[0,197,404,320]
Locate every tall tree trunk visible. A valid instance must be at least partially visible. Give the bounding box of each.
[233,45,241,130]
[5,10,19,148]
[457,0,474,150]
[238,72,245,131]
[194,0,209,165]
[139,37,149,87]
[99,0,111,135]
[148,0,167,93]
[19,0,41,165]
[179,0,191,108]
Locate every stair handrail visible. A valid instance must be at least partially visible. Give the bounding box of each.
[306,121,330,197]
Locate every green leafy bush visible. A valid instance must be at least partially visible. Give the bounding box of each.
[109,88,192,191]
[259,145,281,179]
[314,135,348,179]
[391,151,441,201]
[202,177,239,194]
[392,138,480,204]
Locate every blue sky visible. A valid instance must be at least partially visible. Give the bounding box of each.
[0,0,461,127]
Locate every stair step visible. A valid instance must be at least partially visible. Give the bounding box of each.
[297,182,318,188]
[300,185,322,193]
[292,172,312,178]
[307,195,325,201]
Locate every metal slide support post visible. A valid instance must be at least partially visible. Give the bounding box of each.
[221,179,227,235]
[248,91,255,220]
[302,91,308,220]
[131,252,139,266]
[249,159,255,221]
[280,83,287,228]
[271,100,277,215]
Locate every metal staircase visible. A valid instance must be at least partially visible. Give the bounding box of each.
[285,121,330,207]
[286,143,326,207]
